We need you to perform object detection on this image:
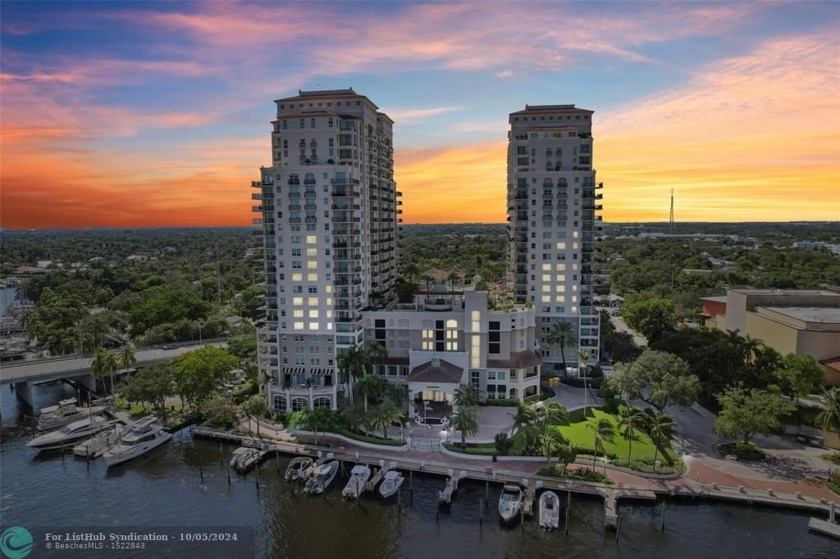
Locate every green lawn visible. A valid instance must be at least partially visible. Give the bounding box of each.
[556,409,674,463]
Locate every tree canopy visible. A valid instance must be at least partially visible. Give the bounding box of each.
[713,386,796,444]
[607,349,699,412]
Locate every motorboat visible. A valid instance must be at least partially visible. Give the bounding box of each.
[37,398,105,431]
[303,460,339,495]
[229,447,262,474]
[342,464,371,499]
[378,470,405,499]
[498,484,524,523]
[102,416,172,467]
[28,417,111,450]
[284,456,314,482]
[539,490,561,530]
[73,422,128,458]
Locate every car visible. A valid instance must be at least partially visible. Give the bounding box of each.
[160,344,177,350]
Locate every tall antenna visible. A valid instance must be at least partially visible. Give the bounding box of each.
[669,188,675,233]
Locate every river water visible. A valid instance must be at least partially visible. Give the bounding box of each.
[1,385,837,559]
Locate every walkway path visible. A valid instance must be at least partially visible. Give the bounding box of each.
[228,415,840,511]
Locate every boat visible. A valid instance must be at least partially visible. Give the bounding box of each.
[342,463,372,500]
[230,447,262,474]
[539,490,561,530]
[284,456,314,482]
[73,422,128,458]
[102,416,172,467]
[37,398,105,431]
[303,460,339,495]
[498,484,524,523]
[378,470,405,499]
[27,417,112,450]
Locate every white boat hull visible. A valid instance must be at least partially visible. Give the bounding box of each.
[104,432,172,467]
[342,465,371,499]
[539,491,561,530]
[498,485,524,523]
[73,425,126,458]
[378,473,405,499]
[303,461,339,495]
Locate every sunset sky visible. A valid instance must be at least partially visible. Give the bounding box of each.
[2,1,838,229]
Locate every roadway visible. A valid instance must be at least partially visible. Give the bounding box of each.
[0,341,220,384]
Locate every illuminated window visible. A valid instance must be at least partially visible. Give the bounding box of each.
[309,322,319,330]
[307,261,317,269]
[293,310,304,318]
[542,263,552,271]
[542,285,551,292]
[556,263,566,271]
[293,297,303,306]
[306,235,317,244]
[556,242,566,250]
[309,310,319,318]
[470,310,480,332]
[555,296,565,303]
[422,329,434,351]
[326,298,333,305]
[294,321,304,330]
[292,273,303,281]
[307,248,318,257]
[541,295,551,303]
[325,285,333,294]
[307,273,318,281]
[556,274,566,282]
[308,297,319,306]
[541,274,551,282]
[470,335,481,369]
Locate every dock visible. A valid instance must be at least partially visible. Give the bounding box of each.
[438,469,467,505]
[366,460,397,493]
[808,517,840,539]
[523,479,536,517]
[190,425,840,528]
[604,487,657,527]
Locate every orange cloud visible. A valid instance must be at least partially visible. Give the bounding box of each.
[595,31,840,222]
[395,141,507,224]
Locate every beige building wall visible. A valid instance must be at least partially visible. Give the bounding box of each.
[744,312,798,355]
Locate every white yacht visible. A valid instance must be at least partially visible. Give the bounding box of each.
[102,416,171,467]
[498,484,524,523]
[73,422,127,458]
[342,464,371,500]
[378,470,405,499]
[284,457,314,482]
[28,417,111,450]
[37,398,105,431]
[539,490,561,530]
[303,460,339,495]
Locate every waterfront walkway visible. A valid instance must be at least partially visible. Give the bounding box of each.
[219,415,840,519]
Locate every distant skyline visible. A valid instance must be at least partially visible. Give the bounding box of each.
[2,1,838,229]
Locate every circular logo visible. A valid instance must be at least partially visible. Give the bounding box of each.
[0,526,33,559]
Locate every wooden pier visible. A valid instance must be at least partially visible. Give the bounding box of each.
[808,517,840,539]
[523,480,536,518]
[604,487,657,527]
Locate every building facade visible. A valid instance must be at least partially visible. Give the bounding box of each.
[507,105,603,370]
[252,89,399,412]
[364,289,542,418]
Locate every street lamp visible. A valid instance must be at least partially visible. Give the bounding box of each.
[195,320,203,345]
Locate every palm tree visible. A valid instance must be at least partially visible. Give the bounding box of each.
[367,341,388,367]
[454,383,479,408]
[587,417,615,472]
[536,401,567,427]
[91,346,118,403]
[355,374,385,413]
[446,271,460,294]
[370,398,401,439]
[816,388,840,433]
[118,343,136,374]
[450,405,479,447]
[546,320,576,377]
[538,426,566,467]
[578,348,595,418]
[645,411,677,468]
[509,402,536,436]
[336,345,371,403]
[617,406,645,463]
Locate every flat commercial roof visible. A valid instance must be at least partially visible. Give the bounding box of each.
[762,306,840,324]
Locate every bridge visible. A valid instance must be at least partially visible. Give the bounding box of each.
[0,342,215,407]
